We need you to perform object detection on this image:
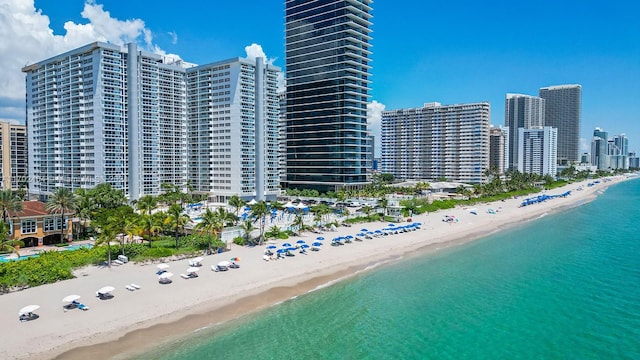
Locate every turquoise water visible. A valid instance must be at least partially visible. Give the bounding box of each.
[138,179,640,360]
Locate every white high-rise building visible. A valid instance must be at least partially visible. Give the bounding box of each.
[186,57,281,202]
[23,42,187,200]
[517,127,558,176]
[381,102,490,184]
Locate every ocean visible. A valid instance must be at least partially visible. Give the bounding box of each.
[137,179,640,360]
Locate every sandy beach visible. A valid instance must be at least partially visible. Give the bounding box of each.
[0,177,628,360]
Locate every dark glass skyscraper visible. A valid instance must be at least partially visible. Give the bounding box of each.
[539,84,582,165]
[284,0,373,192]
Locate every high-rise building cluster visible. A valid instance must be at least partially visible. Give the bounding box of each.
[23,42,280,202]
[590,128,637,170]
[11,1,635,202]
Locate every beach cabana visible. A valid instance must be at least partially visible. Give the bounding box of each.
[19,305,40,322]
[96,286,115,300]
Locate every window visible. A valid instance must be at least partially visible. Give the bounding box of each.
[21,219,37,234]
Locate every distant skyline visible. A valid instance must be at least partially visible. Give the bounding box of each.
[1,0,638,155]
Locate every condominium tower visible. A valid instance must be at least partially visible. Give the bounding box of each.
[504,94,545,171]
[489,126,509,174]
[284,0,373,192]
[517,127,558,176]
[22,42,188,200]
[381,102,490,184]
[0,121,28,190]
[186,57,281,202]
[591,127,608,170]
[539,84,582,165]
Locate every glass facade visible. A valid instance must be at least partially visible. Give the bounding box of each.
[285,0,372,192]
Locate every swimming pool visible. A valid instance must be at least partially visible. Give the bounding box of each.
[0,254,40,263]
[64,244,93,251]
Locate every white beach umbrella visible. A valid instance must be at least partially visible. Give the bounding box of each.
[192,257,203,263]
[62,295,81,303]
[98,286,115,294]
[19,305,40,315]
[157,264,170,270]
[187,267,200,274]
[217,261,231,267]
[159,272,174,279]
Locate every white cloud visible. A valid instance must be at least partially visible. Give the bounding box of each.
[0,0,166,123]
[168,31,178,45]
[367,100,386,157]
[244,43,277,65]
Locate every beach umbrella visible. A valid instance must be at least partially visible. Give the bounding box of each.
[312,242,323,246]
[192,257,203,263]
[230,257,240,262]
[388,223,395,227]
[296,240,306,244]
[282,242,292,247]
[98,286,115,294]
[267,245,277,249]
[62,295,81,303]
[187,267,200,274]
[345,235,354,239]
[159,272,174,279]
[287,247,297,251]
[300,244,310,249]
[217,261,231,267]
[277,249,288,254]
[357,233,365,236]
[19,305,39,315]
[316,237,324,241]
[360,228,368,232]
[157,264,170,270]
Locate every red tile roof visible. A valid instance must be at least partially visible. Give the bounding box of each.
[8,201,72,218]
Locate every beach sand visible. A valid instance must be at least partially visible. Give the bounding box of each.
[0,177,626,360]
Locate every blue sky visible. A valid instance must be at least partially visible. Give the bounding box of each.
[2,0,639,154]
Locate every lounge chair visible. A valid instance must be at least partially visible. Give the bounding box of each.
[130,284,141,290]
[126,285,136,291]
[112,259,124,266]
[97,292,114,300]
[19,313,39,322]
[180,273,190,279]
[263,255,270,261]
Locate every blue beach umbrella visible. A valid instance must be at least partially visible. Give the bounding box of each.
[296,240,306,244]
[345,235,354,239]
[316,237,325,241]
[287,247,297,251]
[267,245,277,249]
[388,224,395,227]
[277,249,287,254]
[360,228,368,232]
[282,243,292,247]
[300,244,310,249]
[312,242,323,247]
[357,233,365,236]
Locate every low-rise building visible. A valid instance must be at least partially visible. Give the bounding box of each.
[8,201,73,247]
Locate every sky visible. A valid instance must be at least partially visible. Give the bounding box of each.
[1,0,639,156]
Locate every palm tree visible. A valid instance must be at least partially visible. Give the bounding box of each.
[378,197,388,217]
[136,195,157,216]
[46,187,76,244]
[0,221,19,256]
[250,200,269,245]
[73,189,94,240]
[240,220,255,243]
[95,226,117,268]
[292,213,304,234]
[228,195,245,225]
[165,204,191,249]
[0,189,23,224]
[194,208,223,253]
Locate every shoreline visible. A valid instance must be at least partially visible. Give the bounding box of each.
[1,177,629,360]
